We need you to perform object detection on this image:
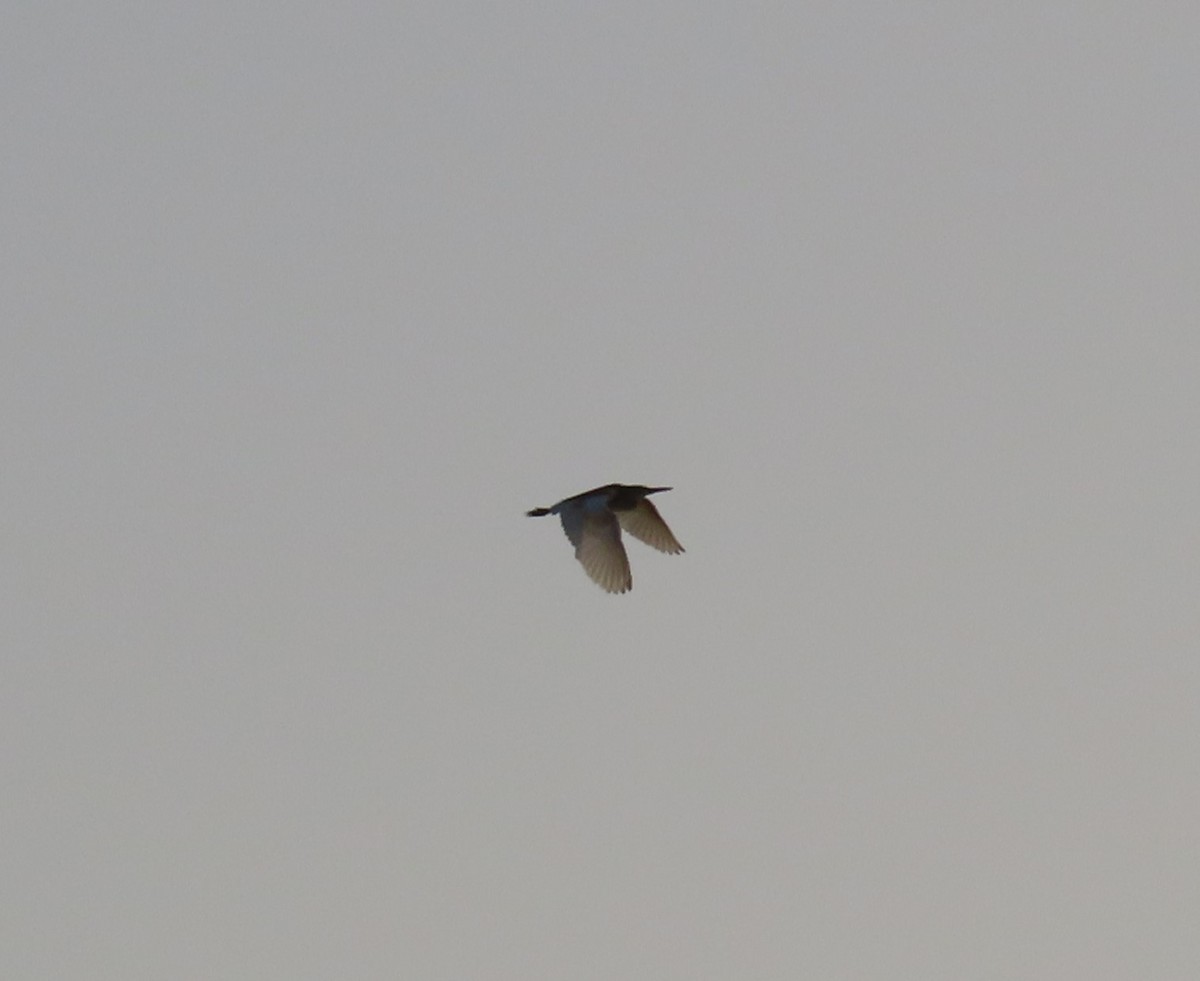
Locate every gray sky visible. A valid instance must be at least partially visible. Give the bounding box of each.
[5,2,1199,978]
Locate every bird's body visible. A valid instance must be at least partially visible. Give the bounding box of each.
[526,484,684,593]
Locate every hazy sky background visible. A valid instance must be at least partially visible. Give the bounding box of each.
[5,3,1198,978]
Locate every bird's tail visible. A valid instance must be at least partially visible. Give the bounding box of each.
[526,507,551,517]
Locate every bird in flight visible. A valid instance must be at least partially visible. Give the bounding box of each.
[526,484,684,593]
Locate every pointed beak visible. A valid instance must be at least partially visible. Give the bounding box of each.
[646,486,672,495]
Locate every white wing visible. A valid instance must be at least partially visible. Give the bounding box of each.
[561,505,632,593]
[616,499,684,554]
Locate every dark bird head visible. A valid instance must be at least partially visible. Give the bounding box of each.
[606,484,672,510]
[629,485,672,498]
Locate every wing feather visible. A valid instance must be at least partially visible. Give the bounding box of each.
[574,510,632,593]
[616,500,684,554]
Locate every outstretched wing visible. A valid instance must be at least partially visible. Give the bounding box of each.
[616,499,684,554]
[560,505,632,593]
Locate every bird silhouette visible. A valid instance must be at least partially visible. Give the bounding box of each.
[526,484,684,593]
